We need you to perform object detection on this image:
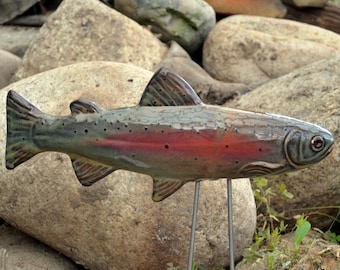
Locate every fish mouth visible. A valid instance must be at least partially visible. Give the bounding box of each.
[325,143,334,157]
[323,131,334,157]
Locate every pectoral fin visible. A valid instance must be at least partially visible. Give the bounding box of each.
[152,178,185,202]
[71,157,116,186]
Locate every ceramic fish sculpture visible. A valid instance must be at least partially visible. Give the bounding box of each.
[6,68,334,201]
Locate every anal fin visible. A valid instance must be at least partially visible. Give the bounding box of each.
[71,157,115,186]
[152,178,185,202]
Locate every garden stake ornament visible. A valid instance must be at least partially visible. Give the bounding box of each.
[6,68,334,269]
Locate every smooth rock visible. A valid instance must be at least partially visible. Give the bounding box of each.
[8,14,49,27]
[283,0,327,7]
[203,15,340,85]
[157,42,248,104]
[0,223,79,270]
[13,0,167,82]
[0,0,39,24]
[114,0,215,53]
[0,50,21,89]
[230,57,340,229]
[206,0,287,17]
[0,26,39,57]
[0,62,256,270]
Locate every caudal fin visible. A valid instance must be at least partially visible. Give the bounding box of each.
[6,90,45,169]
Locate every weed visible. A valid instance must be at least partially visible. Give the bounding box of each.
[293,214,311,246]
[324,231,340,244]
[242,177,340,269]
[166,262,180,270]
[243,178,315,268]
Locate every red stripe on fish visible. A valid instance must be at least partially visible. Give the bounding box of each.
[89,128,273,161]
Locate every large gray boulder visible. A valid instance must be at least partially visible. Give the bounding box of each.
[0,26,39,57]
[0,0,39,24]
[0,224,79,270]
[114,0,216,53]
[231,57,340,229]
[157,41,248,104]
[203,15,340,85]
[0,49,21,89]
[13,0,167,81]
[0,62,256,269]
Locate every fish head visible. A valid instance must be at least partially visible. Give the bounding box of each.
[283,123,334,169]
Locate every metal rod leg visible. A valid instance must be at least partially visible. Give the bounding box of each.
[187,181,200,270]
[227,178,235,270]
[0,248,8,270]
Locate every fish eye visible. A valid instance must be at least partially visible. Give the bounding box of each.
[310,135,324,152]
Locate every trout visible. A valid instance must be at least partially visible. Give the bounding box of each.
[6,68,334,201]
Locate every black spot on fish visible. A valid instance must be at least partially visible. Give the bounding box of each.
[194,157,198,160]
[258,148,262,152]
[234,128,239,133]
[84,129,88,134]
[74,130,77,134]
[225,145,229,148]
[129,130,132,133]
[164,144,169,149]
[144,127,148,131]
[128,78,133,82]
[103,128,107,132]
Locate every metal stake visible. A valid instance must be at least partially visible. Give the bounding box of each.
[0,248,8,270]
[187,181,200,270]
[227,178,235,270]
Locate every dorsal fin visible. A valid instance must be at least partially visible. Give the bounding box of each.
[71,156,116,186]
[152,178,185,202]
[139,68,203,106]
[70,99,103,114]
